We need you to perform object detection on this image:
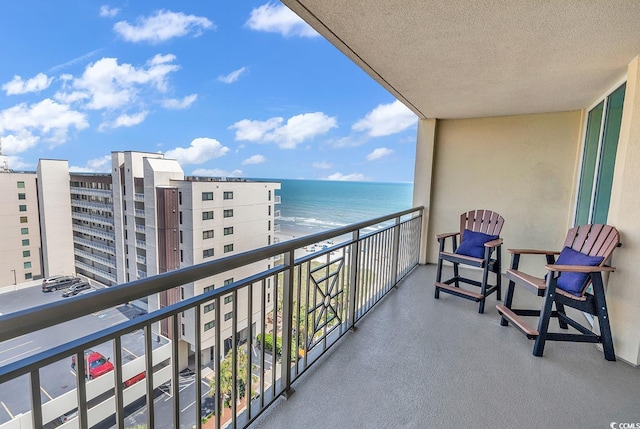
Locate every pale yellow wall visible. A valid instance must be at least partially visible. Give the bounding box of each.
[425,111,583,276]
[605,55,640,366]
[413,119,437,264]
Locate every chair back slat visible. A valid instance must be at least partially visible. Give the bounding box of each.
[459,209,504,239]
[565,224,620,263]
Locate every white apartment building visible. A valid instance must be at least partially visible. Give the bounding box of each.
[2,151,280,366]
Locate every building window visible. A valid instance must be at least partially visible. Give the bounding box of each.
[181,287,184,300]
[22,239,29,246]
[180,249,183,262]
[203,230,214,239]
[224,278,234,285]
[178,191,182,205]
[23,250,30,257]
[203,248,214,258]
[204,285,214,293]
[180,230,183,243]
[268,205,271,216]
[24,261,31,269]
[17,181,25,189]
[224,311,233,321]
[20,216,28,224]
[268,220,271,231]
[224,227,233,236]
[21,228,28,235]
[202,211,214,220]
[224,244,234,253]
[268,235,271,245]
[19,205,27,212]
[223,191,233,200]
[267,293,271,303]
[202,192,213,201]
[204,303,215,313]
[204,321,215,331]
[224,295,233,304]
[223,209,233,218]
[25,273,32,280]
[181,324,185,336]
[18,193,26,200]
[268,190,271,201]
[179,211,182,225]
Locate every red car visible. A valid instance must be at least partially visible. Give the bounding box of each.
[71,350,114,379]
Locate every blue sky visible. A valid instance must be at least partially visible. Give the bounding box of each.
[0,1,418,183]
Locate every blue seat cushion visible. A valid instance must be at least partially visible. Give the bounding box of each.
[553,246,604,296]
[455,229,499,259]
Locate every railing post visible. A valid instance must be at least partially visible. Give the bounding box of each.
[391,216,401,287]
[348,230,360,330]
[280,250,295,398]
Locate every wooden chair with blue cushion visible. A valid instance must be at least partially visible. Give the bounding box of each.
[496,224,620,360]
[434,209,505,313]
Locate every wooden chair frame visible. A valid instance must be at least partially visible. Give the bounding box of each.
[497,224,620,361]
[434,209,504,313]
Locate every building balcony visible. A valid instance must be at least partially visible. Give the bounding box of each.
[71,199,113,213]
[135,239,146,249]
[0,208,422,429]
[134,209,146,218]
[137,269,147,279]
[72,224,116,241]
[274,210,281,219]
[135,224,146,233]
[134,193,145,202]
[274,195,281,204]
[75,260,117,282]
[73,236,115,255]
[74,248,117,269]
[72,211,115,226]
[136,254,146,265]
[69,186,112,199]
[273,224,281,233]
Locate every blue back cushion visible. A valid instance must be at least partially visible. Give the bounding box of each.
[455,229,499,259]
[553,246,604,296]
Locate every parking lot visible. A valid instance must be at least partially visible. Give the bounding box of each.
[0,282,149,425]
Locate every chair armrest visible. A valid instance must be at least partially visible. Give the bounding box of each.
[507,248,560,255]
[436,232,459,241]
[484,238,503,248]
[545,264,616,273]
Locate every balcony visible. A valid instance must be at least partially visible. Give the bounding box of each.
[274,210,281,219]
[134,193,145,202]
[74,248,117,269]
[73,236,115,255]
[70,186,112,199]
[75,260,117,282]
[72,224,116,241]
[135,224,146,233]
[71,199,113,213]
[72,211,115,226]
[135,239,146,249]
[274,195,281,204]
[136,254,147,265]
[134,209,146,218]
[0,208,422,429]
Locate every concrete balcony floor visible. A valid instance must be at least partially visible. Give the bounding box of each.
[251,264,639,428]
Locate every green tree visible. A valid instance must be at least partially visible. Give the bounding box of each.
[215,347,248,408]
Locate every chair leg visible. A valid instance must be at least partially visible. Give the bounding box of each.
[555,302,569,329]
[533,281,557,357]
[592,274,616,361]
[478,262,490,314]
[495,247,502,301]
[453,262,460,287]
[500,280,516,326]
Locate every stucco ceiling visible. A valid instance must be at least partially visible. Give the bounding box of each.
[282,0,640,119]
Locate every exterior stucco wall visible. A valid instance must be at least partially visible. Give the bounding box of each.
[425,111,583,276]
[605,55,640,366]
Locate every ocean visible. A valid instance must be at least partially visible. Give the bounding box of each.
[275,179,414,237]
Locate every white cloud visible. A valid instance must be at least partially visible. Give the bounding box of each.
[6,156,33,170]
[100,5,120,18]
[59,56,180,110]
[2,73,53,95]
[0,98,88,147]
[70,155,112,173]
[191,168,242,177]
[164,137,230,165]
[114,10,214,43]
[218,67,247,84]
[352,100,417,137]
[312,161,333,169]
[242,154,266,165]
[0,131,40,154]
[366,147,394,161]
[324,172,367,182]
[99,111,148,131]
[230,112,337,149]
[246,3,318,38]
[161,94,197,109]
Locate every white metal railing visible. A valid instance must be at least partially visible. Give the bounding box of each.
[73,236,115,255]
[274,195,281,204]
[134,193,145,201]
[75,260,117,282]
[135,240,146,249]
[273,224,281,233]
[135,224,146,233]
[134,209,145,218]
[274,210,281,219]
[70,186,112,199]
[0,207,423,429]
[74,249,117,269]
[137,270,147,279]
[72,211,115,226]
[72,224,116,241]
[71,199,113,213]
[136,255,146,265]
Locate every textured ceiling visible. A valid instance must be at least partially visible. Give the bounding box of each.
[282,0,640,119]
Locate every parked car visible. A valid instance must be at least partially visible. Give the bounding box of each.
[124,371,145,387]
[41,275,79,292]
[71,350,114,379]
[57,409,78,424]
[62,281,91,297]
